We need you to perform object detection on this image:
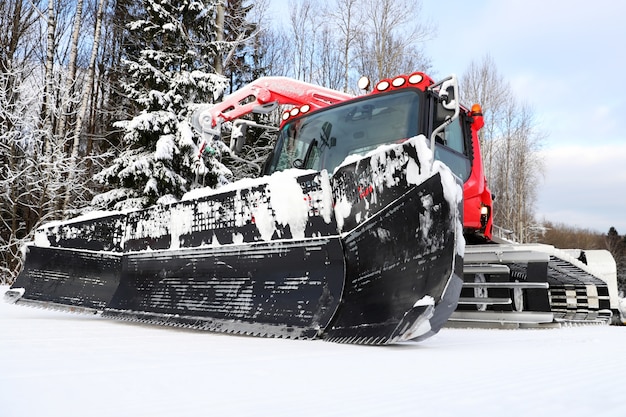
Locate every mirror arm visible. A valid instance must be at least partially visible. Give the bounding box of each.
[428,75,460,154]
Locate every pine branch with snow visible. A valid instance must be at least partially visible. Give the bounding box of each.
[91,0,228,211]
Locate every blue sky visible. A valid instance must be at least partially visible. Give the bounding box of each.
[268,0,626,234]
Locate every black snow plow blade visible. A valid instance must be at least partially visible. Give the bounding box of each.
[7,137,463,344]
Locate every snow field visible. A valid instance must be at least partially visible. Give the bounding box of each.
[1,285,625,417]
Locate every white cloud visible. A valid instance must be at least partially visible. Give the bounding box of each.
[536,143,626,233]
[420,1,626,235]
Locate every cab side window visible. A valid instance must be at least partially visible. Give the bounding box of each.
[432,100,471,181]
[443,118,464,154]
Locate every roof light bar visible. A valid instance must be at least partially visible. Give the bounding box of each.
[282,104,314,123]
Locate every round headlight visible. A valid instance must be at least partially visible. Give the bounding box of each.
[408,73,423,84]
[358,76,371,91]
[392,76,406,87]
[376,80,390,91]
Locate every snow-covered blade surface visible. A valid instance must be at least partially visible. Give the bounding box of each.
[8,137,463,344]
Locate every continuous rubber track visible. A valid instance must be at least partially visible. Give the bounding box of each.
[452,244,613,327]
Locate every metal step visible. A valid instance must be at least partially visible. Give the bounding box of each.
[462,281,549,289]
[457,297,511,305]
[464,264,510,274]
[448,310,555,325]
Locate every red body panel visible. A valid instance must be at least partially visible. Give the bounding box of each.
[462,109,493,240]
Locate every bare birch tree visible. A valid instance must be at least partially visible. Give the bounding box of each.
[459,55,512,182]
[356,0,433,81]
[63,0,108,211]
[57,0,84,142]
[1,1,50,283]
[248,3,291,78]
[288,0,317,82]
[315,25,344,90]
[279,0,433,88]
[461,55,545,242]
[324,0,364,92]
[1,0,113,282]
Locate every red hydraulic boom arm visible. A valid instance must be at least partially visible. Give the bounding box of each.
[194,77,352,128]
[193,77,352,155]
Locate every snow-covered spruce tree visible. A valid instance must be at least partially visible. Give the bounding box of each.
[92,0,228,211]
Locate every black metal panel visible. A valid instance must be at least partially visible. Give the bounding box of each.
[122,172,337,252]
[331,141,423,233]
[524,261,551,312]
[427,269,463,333]
[324,173,457,342]
[105,238,345,339]
[12,246,121,310]
[39,214,126,252]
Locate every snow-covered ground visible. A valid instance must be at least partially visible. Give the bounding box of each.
[1,285,624,417]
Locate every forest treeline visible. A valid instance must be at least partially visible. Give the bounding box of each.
[0,0,623,290]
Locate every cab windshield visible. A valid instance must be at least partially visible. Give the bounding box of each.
[265,90,422,175]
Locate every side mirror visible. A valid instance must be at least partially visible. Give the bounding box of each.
[428,75,460,152]
[230,120,248,153]
[439,79,458,111]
